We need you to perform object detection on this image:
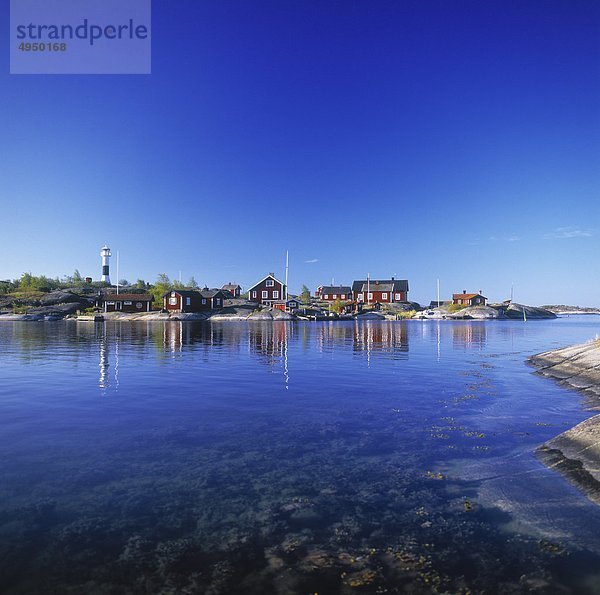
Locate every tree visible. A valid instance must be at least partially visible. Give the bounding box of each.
[151,273,173,306]
[187,276,199,289]
[134,279,147,289]
[331,299,346,314]
[300,284,311,304]
[73,269,83,285]
[118,279,129,287]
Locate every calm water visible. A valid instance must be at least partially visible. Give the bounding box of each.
[2,318,600,594]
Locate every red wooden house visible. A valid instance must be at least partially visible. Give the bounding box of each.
[163,290,203,313]
[318,285,353,301]
[221,283,242,298]
[102,293,153,313]
[452,291,487,306]
[352,278,409,304]
[248,274,286,306]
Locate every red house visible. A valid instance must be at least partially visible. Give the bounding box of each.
[248,274,286,306]
[318,285,352,301]
[199,289,226,310]
[163,290,203,313]
[221,283,242,298]
[352,278,409,304]
[102,293,153,313]
[452,291,487,306]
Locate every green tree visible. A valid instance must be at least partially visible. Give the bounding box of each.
[151,273,173,306]
[331,299,346,314]
[73,269,83,285]
[300,284,311,304]
[134,279,147,289]
[187,276,199,289]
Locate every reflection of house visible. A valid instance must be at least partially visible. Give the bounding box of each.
[102,293,153,313]
[452,291,487,306]
[163,290,203,313]
[352,278,409,303]
[248,274,286,305]
[317,285,352,301]
[221,283,242,298]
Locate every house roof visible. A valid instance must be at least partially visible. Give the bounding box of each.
[105,293,152,301]
[162,289,200,298]
[320,285,352,294]
[352,279,409,293]
[452,293,487,300]
[222,284,241,290]
[200,289,226,299]
[248,274,286,291]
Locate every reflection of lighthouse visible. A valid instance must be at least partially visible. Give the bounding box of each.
[100,245,111,283]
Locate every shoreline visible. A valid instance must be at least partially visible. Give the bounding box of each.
[530,341,600,505]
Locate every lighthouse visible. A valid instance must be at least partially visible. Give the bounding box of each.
[100,245,111,284]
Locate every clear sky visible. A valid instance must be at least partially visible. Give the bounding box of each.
[1,0,599,305]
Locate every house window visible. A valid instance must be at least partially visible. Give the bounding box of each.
[171,291,176,297]
[262,291,268,299]
[395,293,401,300]
[266,279,274,287]
[186,297,191,306]
[106,301,115,306]
[273,290,279,299]
[252,290,257,298]
[367,292,373,300]
[341,294,345,299]
[333,294,337,299]
[202,299,207,305]
[124,301,132,305]
[169,298,178,305]
[216,298,221,306]
[136,302,143,309]
[357,293,363,301]
[381,293,388,301]
[324,294,329,299]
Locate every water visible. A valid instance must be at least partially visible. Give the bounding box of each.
[2,318,600,594]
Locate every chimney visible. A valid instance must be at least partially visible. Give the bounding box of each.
[479,289,482,294]
[269,272,274,277]
[391,275,395,281]
[463,289,466,294]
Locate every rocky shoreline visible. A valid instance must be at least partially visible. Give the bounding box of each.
[530,341,600,505]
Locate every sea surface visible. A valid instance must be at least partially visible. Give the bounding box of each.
[2,318,600,594]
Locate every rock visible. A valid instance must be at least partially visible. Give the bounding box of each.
[39,291,91,306]
[449,305,502,319]
[532,340,600,505]
[28,303,84,316]
[504,303,557,319]
[355,312,386,320]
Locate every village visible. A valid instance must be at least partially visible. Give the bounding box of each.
[0,245,558,321]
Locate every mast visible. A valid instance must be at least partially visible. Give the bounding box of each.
[367,273,371,305]
[437,278,440,307]
[116,250,120,295]
[285,250,289,300]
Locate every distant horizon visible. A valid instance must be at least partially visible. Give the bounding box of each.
[2,1,598,307]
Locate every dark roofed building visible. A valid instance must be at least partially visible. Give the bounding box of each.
[318,285,353,301]
[199,289,226,310]
[221,283,242,298]
[452,291,487,306]
[352,278,409,304]
[102,293,153,313]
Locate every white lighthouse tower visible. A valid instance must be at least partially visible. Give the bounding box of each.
[100,245,111,284]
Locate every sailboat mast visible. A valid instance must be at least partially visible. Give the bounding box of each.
[285,251,289,300]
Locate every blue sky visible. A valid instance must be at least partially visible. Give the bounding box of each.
[1,0,599,305]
